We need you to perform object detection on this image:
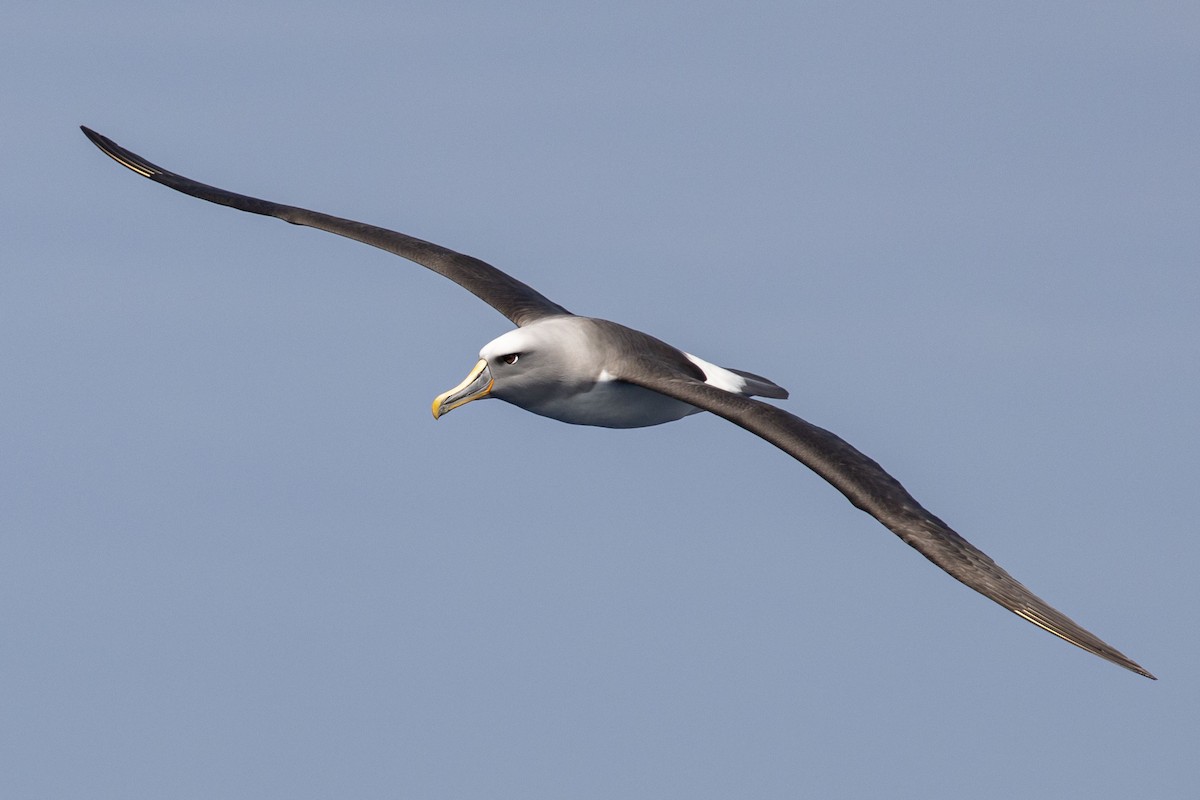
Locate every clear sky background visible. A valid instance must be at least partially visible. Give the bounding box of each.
[3,2,1197,798]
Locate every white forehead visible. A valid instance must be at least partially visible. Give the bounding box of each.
[478,317,596,363]
[479,327,536,360]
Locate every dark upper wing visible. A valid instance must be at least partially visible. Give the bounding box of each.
[80,127,570,327]
[621,369,1155,679]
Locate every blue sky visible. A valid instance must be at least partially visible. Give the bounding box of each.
[3,2,1197,798]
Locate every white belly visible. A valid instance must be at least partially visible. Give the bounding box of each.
[517,377,701,429]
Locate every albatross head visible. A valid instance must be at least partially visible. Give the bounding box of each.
[431,319,600,421]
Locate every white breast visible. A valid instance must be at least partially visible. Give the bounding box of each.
[522,370,701,429]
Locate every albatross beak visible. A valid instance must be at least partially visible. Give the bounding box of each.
[431,359,493,419]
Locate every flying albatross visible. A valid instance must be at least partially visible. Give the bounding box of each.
[80,125,1155,679]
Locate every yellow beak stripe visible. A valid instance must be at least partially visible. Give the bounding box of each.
[431,359,493,419]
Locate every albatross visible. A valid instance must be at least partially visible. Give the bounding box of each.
[80,126,1155,679]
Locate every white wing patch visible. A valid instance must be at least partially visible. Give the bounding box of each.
[684,352,751,395]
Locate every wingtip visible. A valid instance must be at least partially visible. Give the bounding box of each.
[80,126,162,179]
[80,125,117,156]
[1097,647,1155,680]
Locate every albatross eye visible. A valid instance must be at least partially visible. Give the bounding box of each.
[501,353,519,365]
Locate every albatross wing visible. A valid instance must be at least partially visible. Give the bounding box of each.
[80,126,569,327]
[617,371,1155,679]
